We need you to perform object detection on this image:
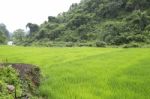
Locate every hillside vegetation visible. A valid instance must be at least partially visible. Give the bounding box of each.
[12,0,150,47]
[0,46,150,98]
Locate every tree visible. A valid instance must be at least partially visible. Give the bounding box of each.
[0,23,9,39]
[69,3,78,11]
[126,0,149,10]
[0,31,6,44]
[48,16,58,23]
[26,23,39,36]
[127,10,150,30]
[13,29,25,44]
[67,14,91,29]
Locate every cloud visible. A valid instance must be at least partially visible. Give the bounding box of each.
[0,0,81,32]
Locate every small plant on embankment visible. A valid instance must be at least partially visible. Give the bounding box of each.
[0,64,42,99]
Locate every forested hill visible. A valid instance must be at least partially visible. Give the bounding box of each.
[13,0,150,47]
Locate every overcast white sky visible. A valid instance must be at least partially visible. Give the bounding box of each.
[0,0,81,32]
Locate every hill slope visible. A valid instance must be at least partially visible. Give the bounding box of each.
[13,0,150,46]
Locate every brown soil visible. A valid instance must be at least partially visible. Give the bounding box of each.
[0,63,41,86]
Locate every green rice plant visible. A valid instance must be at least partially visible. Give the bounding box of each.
[0,46,150,99]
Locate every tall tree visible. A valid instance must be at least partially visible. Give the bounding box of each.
[26,23,39,36]
[0,23,9,38]
[13,29,25,44]
[0,31,6,44]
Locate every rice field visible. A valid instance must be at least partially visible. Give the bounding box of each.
[0,46,150,99]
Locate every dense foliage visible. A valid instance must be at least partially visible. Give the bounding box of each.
[0,65,42,99]
[13,0,150,46]
[0,23,9,44]
[0,66,22,98]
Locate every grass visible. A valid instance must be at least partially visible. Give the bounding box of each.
[0,46,150,99]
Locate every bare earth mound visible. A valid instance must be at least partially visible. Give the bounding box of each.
[0,63,41,98]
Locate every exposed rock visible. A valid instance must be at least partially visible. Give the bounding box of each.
[7,85,15,93]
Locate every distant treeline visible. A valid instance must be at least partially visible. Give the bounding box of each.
[2,0,150,47]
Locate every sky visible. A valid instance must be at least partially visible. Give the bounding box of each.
[0,0,81,32]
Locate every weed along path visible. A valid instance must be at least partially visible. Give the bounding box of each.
[0,46,150,99]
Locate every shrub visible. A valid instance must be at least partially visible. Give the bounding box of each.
[123,42,141,48]
[66,42,74,47]
[0,64,42,98]
[78,43,93,47]
[96,41,107,47]
[0,66,21,98]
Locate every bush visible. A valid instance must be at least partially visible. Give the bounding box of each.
[0,64,42,98]
[66,42,74,47]
[96,41,107,47]
[123,42,141,48]
[0,66,22,98]
[78,43,94,47]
